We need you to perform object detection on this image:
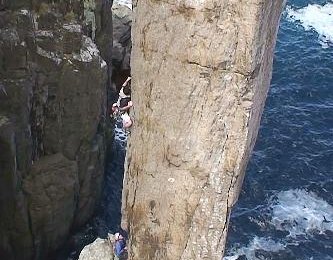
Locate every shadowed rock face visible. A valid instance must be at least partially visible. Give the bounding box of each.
[0,0,112,259]
[112,3,131,72]
[122,0,285,259]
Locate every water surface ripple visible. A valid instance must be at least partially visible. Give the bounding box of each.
[225,1,333,259]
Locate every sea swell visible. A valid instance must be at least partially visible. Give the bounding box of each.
[225,190,333,260]
[225,1,333,259]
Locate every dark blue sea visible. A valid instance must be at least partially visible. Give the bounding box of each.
[224,1,333,259]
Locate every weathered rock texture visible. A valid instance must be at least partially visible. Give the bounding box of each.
[0,0,112,259]
[79,234,118,260]
[122,0,285,259]
[79,237,114,260]
[111,2,132,94]
[112,3,131,72]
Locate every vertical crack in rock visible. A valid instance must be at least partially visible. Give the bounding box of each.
[122,0,285,259]
[0,0,112,259]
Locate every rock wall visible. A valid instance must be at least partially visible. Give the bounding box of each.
[112,3,131,73]
[111,2,132,94]
[122,0,285,259]
[0,0,112,259]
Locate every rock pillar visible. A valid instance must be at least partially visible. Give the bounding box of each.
[122,0,285,259]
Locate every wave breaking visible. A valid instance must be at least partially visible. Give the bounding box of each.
[286,3,333,47]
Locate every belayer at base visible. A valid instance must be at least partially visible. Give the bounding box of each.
[113,232,127,260]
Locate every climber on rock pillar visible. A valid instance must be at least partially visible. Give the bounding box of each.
[111,76,133,129]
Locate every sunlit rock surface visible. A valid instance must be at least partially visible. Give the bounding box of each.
[122,0,285,259]
[79,237,114,260]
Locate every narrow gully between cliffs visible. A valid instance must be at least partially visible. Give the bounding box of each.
[55,118,127,260]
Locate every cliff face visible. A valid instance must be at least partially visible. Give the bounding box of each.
[112,3,131,72]
[110,3,132,95]
[0,0,112,259]
[122,0,285,259]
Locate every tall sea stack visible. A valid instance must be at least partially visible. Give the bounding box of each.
[122,0,285,259]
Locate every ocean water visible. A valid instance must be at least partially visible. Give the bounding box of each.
[224,1,333,259]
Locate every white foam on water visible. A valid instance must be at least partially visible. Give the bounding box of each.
[286,3,333,47]
[225,189,333,259]
[224,237,284,260]
[113,0,132,9]
[114,118,128,146]
[270,189,333,237]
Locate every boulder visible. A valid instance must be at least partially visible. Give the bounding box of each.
[79,237,114,260]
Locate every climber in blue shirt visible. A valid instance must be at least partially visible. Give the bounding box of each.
[114,232,127,259]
